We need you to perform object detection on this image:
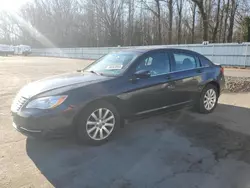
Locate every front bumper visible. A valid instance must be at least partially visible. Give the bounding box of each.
[12,107,76,138]
[13,122,44,138]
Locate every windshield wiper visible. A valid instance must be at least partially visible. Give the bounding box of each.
[87,70,103,76]
[77,69,100,75]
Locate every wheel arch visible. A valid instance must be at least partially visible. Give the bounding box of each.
[72,96,124,127]
[206,81,220,96]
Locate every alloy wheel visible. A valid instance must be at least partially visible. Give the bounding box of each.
[203,89,216,111]
[86,108,115,141]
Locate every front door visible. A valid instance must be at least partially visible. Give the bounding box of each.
[123,50,174,114]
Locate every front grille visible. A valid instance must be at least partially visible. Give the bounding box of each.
[11,96,28,112]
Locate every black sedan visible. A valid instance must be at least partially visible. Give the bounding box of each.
[11,48,225,144]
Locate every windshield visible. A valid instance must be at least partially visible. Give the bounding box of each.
[84,52,139,76]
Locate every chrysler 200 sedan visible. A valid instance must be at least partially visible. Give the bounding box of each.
[11,48,225,144]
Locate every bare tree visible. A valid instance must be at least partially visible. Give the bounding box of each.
[0,0,247,47]
[223,0,230,42]
[167,0,173,44]
[191,2,197,43]
[218,0,225,42]
[212,0,221,42]
[91,0,125,46]
[227,0,238,42]
[143,0,163,44]
[127,0,135,45]
[176,0,183,44]
[191,0,209,41]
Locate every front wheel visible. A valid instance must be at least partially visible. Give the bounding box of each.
[197,84,218,113]
[76,101,120,145]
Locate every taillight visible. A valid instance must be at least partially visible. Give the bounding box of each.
[220,66,224,74]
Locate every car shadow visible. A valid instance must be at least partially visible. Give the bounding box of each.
[26,103,250,187]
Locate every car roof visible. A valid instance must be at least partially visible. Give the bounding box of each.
[118,47,199,55]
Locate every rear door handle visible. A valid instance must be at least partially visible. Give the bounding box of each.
[161,82,175,89]
[196,69,203,73]
[166,75,171,80]
[167,83,175,89]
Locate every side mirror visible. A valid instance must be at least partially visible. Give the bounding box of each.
[134,70,151,79]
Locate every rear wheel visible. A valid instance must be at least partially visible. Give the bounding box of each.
[197,84,218,113]
[76,101,120,145]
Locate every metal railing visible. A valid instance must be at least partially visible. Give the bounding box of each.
[31,43,250,67]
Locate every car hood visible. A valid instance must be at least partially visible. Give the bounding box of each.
[18,72,111,98]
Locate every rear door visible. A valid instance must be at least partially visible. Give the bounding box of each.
[168,50,203,104]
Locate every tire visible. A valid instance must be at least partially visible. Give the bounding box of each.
[197,84,218,114]
[75,101,120,145]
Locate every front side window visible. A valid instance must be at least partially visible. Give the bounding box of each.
[136,52,170,76]
[84,52,139,76]
[173,53,199,71]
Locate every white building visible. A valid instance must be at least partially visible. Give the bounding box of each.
[14,45,32,55]
[0,44,14,56]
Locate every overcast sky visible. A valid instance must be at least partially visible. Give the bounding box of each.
[0,0,30,12]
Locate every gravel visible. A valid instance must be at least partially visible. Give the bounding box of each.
[225,76,250,93]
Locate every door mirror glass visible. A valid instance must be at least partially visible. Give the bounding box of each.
[134,70,151,79]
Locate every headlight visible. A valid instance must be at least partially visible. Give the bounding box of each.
[26,95,68,109]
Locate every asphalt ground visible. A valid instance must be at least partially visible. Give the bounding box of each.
[0,56,250,188]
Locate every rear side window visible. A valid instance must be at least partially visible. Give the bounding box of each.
[199,55,213,67]
[173,53,199,71]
